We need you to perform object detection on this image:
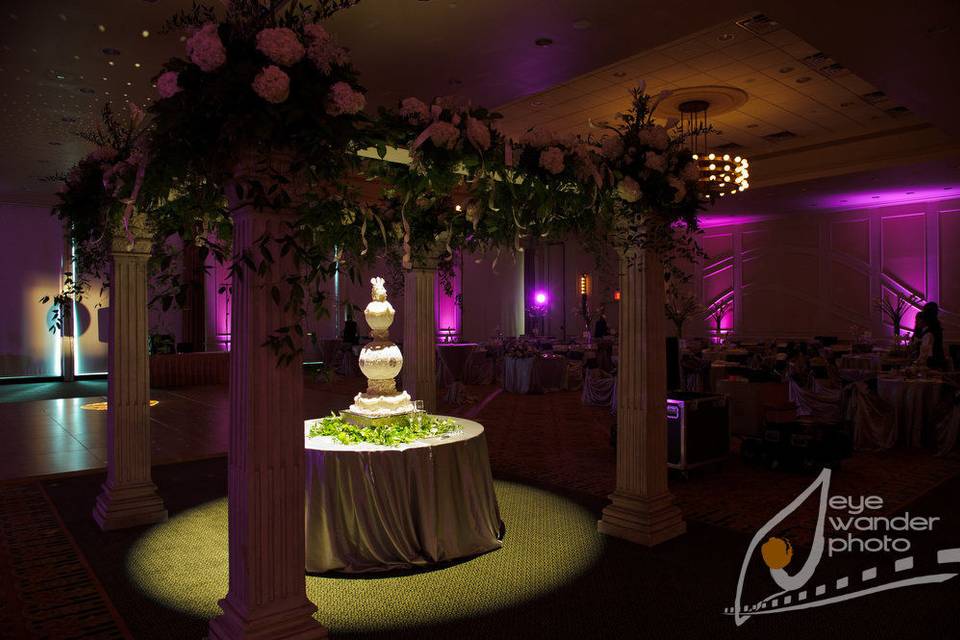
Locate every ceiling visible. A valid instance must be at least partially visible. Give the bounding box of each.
[1,0,958,205]
[496,19,925,153]
[705,155,960,220]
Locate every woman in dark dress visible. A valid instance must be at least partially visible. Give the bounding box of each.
[914,302,947,369]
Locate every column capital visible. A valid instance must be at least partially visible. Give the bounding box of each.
[111,211,153,255]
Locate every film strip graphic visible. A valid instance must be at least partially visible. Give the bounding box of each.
[725,547,960,617]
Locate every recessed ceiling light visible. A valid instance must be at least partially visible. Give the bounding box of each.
[134,62,141,68]
[572,19,591,30]
[108,61,115,66]
[778,66,794,74]
[102,47,120,56]
[97,24,106,32]
[718,33,735,41]
[141,30,150,38]
[944,187,953,190]
[796,76,812,84]
[872,195,880,199]
[906,191,915,194]
[531,100,544,107]
[612,71,627,78]
[534,37,554,47]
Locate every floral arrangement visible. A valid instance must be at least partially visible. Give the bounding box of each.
[366,95,504,268]
[505,340,539,359]
[149,0,370,210]
[307,412,457,446]
[874,290,922,337]
[593,85,704,264]
[665,283,701,339]
[707,296,732,338]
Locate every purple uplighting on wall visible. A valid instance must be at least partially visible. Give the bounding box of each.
[534,291,548,305]
[435,261,462,343]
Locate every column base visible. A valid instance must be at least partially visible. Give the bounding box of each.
[93,481,167,531]
[209,596,327,640]
[598,490,686,546]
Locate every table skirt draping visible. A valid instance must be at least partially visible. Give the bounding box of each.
[304,418,503,573]
[581,368,615,408]
[531,356,568,393]
[503,357,534,394]
[877,377,950,448]
[463,350,496,385]
[149,351,229,387]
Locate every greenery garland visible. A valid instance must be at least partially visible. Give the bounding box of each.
[307,412,458,446]
[47,1,715,362]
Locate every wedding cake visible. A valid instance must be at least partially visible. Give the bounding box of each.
[346,277,416,418]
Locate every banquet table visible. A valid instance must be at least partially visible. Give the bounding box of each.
[149,351,229,387]
[304,417,503,573]
[503,354,569,394]
[838,354,880,372]
[437,343,478,403]
[877,376,949,448]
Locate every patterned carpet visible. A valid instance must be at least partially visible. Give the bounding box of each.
[0,481,127,640]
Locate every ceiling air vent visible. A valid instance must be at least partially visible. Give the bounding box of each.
[819,63,850,78]
[884,106,911,118]
[801,52,833,70]
[861,91,887,105]
[762,130,798,143]
[736,14,782,36]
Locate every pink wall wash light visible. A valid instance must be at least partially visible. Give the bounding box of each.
[435,258,462,343]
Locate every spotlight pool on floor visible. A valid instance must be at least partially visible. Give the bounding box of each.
[126,481,604,632]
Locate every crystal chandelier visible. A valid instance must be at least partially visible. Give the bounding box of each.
[678,100,749,199]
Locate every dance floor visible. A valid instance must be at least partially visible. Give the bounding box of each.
[1,377,959,638]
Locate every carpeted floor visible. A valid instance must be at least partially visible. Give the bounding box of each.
[0,481,128,639]
[39,457,960,640]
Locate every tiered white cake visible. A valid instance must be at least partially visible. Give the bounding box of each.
[347,277,416,418]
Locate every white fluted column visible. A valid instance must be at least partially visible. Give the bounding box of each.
[208,209,325,640]
[93,216,167,531]
[402,265,437,413]
[598,249,686,546]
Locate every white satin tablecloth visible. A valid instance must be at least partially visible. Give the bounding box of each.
[877,377,948,448]
[304,417,503,573]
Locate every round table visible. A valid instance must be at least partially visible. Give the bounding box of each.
[877,377,948,448]
[304,417,503,573]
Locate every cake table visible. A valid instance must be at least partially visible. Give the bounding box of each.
[304,416,503,573]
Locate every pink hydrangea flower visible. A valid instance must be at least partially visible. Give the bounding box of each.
[156,71,181,99]
[304,23,347,74]
[399,97,430,123]
[681,161,699,181]
[428,121,460,149]
[251,65,290,104]
[466,116,491,151]
[186,23,227,73]
[600,135,624,160]
[326,81,366,116]
[539,146,565,175]
[520,127,553,148]
[637,125,670,151]
[668,176,687,202]
[617,177,641,203]
[256,27,305,66]
[644,151,666,172]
